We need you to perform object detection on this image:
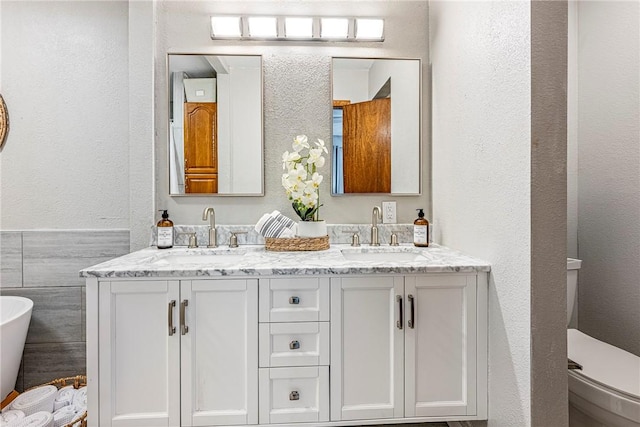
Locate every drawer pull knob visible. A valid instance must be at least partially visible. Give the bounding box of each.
[289,391,300,401]
[289,296,300,305]
[289,340,300,350]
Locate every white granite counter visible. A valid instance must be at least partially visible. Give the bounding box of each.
[80,243,491,278]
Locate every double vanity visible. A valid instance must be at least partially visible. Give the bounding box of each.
[82,240,490,427]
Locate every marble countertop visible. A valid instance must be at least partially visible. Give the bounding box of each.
[80,243,491,278]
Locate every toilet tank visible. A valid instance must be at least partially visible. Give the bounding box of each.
[567,258,582,326]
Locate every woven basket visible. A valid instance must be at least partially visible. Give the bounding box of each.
[265,235,330,251]
[25,375,87,427]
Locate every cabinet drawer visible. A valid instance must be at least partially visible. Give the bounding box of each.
[259,366,329,424]
[259,278,330,322]
[259,322,329,367]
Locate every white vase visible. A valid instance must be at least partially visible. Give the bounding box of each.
[296,220,327,238]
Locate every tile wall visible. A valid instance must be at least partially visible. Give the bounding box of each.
[0,230,130,390]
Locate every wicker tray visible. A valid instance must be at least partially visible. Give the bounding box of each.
[265,235,330,251]
[24,375,87,427]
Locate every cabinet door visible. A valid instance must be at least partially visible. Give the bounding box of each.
[404,275,477,417]
[184,102,217,174]
[330,276,404,421]
[98,280,180,426]
[180,279,258,426]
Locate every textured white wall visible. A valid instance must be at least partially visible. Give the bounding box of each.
[430,2,532,425]
[0,1,129,230]
[567,1,579,260]
[154,1,430,226]
[577,1,640,356]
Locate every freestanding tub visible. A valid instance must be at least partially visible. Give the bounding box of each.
[0,296,33,401]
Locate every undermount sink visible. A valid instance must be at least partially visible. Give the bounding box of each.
[151,253,247,265]
[340,250,427,262]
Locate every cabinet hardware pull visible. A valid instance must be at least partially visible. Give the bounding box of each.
[289,340,300,350]
[289,296,300,305]
[168,300,176,336]
[180,300,189,335]
[408,294,415,329]
[289,391,300,401]
[396,295,403,330]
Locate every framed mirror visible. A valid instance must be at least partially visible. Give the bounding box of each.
[168,54,263,195]
[331,57,421,195]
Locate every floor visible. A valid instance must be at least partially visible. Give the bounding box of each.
[367,424,449,427]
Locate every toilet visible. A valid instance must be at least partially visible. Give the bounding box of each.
[566,258,640,427]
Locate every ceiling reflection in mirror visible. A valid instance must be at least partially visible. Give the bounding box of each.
[168,54,263,195]
[331,57,420,195]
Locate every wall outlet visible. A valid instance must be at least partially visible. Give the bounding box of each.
[382,201,397,224]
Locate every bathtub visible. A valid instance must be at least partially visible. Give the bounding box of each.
[0,296,33,401]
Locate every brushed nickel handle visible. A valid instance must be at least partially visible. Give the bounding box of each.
[180,299,189,335]
[168,300,176,336]
[289,296,300,305]
[396,295,403,330]
[289,340,300,350]
[408,294,415,329]
[289,391,300,401]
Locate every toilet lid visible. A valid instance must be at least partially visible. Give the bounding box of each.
[568,329,640,399]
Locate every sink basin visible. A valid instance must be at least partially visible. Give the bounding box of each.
[340,250,426,262]
[152,253,246,265]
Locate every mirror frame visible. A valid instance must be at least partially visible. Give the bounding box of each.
[166,53,265,197]
[330,56,422,196]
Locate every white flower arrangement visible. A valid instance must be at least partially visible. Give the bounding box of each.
[281,135,328,221]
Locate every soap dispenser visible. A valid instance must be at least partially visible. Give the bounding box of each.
[157,210,174,249]
[413,208,429,247]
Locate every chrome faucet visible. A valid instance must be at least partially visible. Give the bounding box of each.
[202,207,217,248]
[371,206,382,246]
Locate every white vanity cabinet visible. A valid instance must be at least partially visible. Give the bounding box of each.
[330,274,484,422]
[91,278,258,427]
[86,262,488,427]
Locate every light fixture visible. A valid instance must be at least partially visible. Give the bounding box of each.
[247,16,278,38]
[320,18,349,39]
[209,15,384,42]
[355,18,384,41]
[210,16,242,38]
[285,17,313,38]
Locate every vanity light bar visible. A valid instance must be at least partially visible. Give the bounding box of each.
[210,16,384,42]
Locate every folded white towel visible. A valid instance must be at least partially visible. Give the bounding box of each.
[0,409,25,426]
[11,411,53,427]
[255,211,297,238]
[52,405,76,427]
[71,388,86,410]
[9,386,57,416]
[52,386,76,412]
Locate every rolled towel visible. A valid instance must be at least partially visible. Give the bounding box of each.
[9,386,57,416]
[270,210,296,229]
[52,406,76,427]
[11,411,53,427]
[0,409,25,426]
[255,211,297,238]
[52,386,76,411]
[71,387,86,410]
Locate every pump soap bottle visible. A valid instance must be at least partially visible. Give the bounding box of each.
[157,210,174,249]
[413,208,429,247]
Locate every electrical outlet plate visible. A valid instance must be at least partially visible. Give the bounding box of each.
[382,201,396,224]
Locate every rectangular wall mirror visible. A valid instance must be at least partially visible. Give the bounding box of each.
[331,57,421,195]
[168,54,263,195]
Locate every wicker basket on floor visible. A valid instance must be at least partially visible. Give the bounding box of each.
[25,375,87,427]
[265,235,330,251]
